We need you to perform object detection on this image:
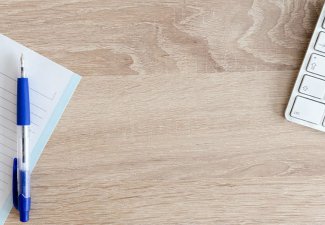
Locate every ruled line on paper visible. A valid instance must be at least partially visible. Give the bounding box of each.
[0,71,15,81]
[0,114,15,125]
[32,122,40,127]
[0,122,16,133]
[0,171,10,178]
[31,88,57,101]
[0,96,14,106]
[32,106,47,116]
[0,106,15,116]
[0,143,15,153]
[0,179,8,185]
[0,151,14,160]
[0,105,15,114]
[0,133,16,143]
[0,86,16,97]
[31,112,43,119]
[0,142,15,152]
[0,159,12,168]
[31,102,47,113]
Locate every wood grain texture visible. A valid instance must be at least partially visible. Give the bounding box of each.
[1,0,325,224]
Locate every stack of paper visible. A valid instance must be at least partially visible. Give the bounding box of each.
[0,34,81,224]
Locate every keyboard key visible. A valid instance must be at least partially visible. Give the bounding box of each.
[291,97,325,124]
[307,54,325,76]
[299,75,325,99]
[315,32,325,53]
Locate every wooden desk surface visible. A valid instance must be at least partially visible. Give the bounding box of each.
[3,0,325,224]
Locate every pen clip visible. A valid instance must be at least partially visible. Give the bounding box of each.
[12,158,18,210]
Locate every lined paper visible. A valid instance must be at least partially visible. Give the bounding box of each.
[0,34,80,214]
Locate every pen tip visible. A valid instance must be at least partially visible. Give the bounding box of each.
[20,54,25,78]
[20,54,24,66]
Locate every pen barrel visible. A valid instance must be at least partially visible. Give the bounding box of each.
[17,78,30,126]
[17,125,31,222]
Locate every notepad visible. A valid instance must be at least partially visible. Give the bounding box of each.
[0,34,81,224]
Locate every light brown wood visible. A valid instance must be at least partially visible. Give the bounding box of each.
[3,0,325,224]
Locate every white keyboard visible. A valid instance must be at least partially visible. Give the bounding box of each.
[285,4,325,132]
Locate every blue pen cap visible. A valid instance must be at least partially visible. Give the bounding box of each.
[17,78,30,125]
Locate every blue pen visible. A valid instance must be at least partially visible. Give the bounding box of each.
[13,54,31,222]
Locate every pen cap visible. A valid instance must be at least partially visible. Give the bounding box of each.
[17,78,30,125]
